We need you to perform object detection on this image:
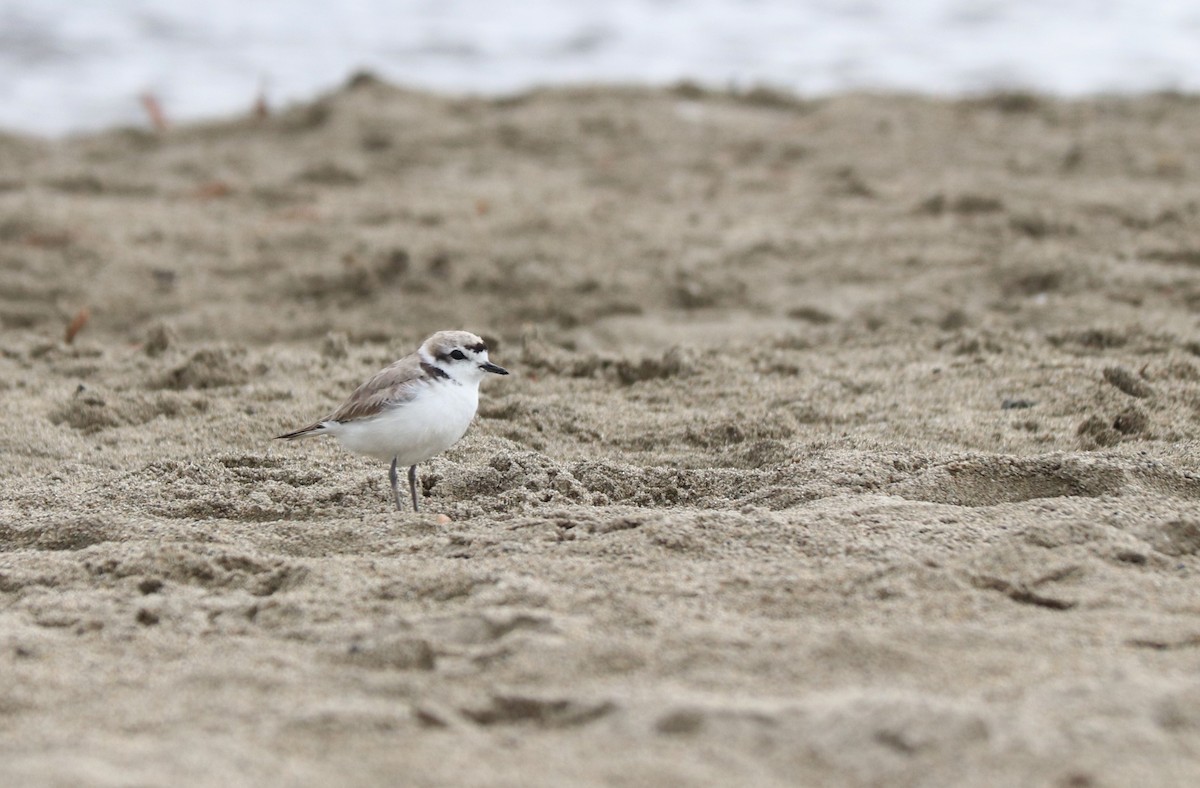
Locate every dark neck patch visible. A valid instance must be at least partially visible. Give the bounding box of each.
[421,361,451,381]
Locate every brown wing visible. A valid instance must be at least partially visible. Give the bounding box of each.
[325,357,427,424]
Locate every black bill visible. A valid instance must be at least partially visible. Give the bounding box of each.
[480,362,509,375]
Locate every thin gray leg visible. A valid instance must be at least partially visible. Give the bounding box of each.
[389,457,403,511]
[408,464,419,512]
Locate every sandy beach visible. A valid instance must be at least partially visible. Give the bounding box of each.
[3,79,1200,785]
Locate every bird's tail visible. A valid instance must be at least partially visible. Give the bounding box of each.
[275,422,328,441]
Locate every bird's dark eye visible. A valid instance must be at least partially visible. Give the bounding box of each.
[449,350,467,361]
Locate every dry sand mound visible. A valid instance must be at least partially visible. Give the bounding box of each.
[3,79,1200,785]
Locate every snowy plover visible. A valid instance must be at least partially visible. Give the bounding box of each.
[276,330,508,512]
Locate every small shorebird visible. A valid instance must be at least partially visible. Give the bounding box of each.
[276,330,508,512]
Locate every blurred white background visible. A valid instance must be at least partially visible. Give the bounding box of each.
[2,0,1198,135]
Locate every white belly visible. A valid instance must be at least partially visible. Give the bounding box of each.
[327,384,478,465]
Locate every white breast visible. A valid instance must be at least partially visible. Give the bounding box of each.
[327,382,479,465]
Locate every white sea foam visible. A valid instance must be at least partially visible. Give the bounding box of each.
[1,0,1198,136]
